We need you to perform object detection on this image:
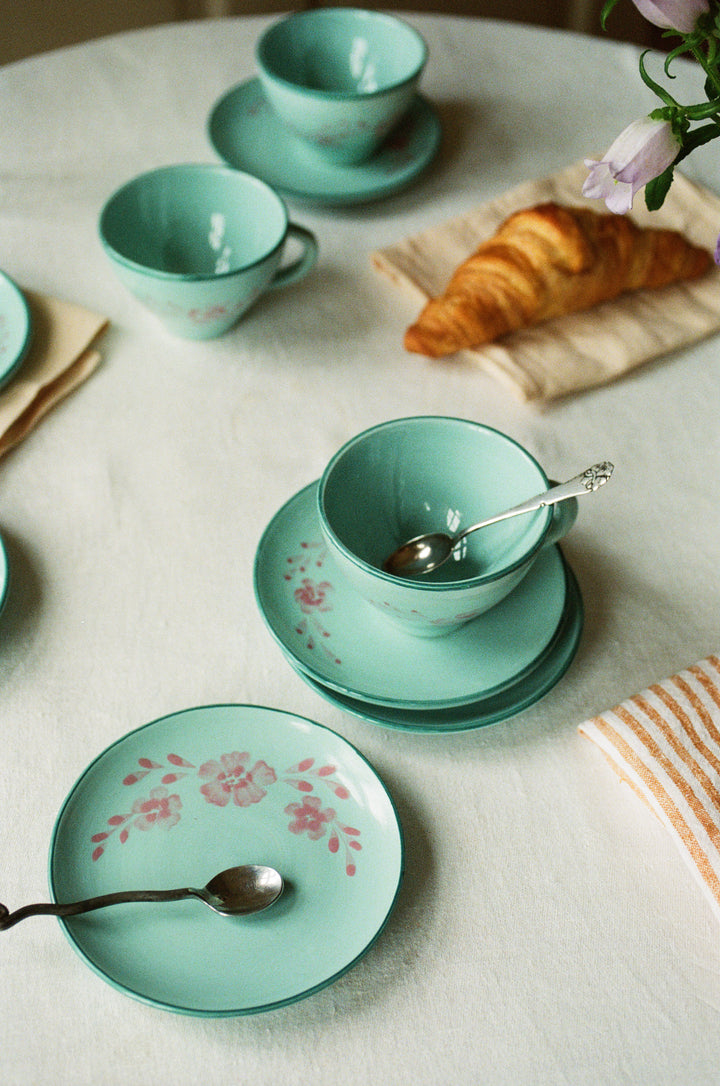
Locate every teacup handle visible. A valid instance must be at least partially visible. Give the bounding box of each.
[542,480,579,547]
[270,225,318,290]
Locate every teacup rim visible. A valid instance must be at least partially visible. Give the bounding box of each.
[98,162,290,282]
[317,415,553,592]
[255,8,428,102]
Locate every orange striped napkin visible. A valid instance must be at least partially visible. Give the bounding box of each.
[579,655,720,923]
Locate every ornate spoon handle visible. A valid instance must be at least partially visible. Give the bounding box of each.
[454,461,614,544]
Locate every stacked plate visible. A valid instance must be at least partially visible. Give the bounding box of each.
[0,269,32,390]
[254,482,584,733]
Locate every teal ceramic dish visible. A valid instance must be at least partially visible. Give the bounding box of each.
[254,481,570,709]
[0,530,9,618]
[318,417,578,638]
[99,164,317,340]
[0,271,32,389]
[208,80,441,206]
[300,564,584,733]
[256,8,427,165]
[49,705,403,1016]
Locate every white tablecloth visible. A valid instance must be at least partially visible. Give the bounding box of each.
[1,14,719,1085]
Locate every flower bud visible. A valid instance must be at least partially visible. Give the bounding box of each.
[631,0,709,34]
[583,116,679,213]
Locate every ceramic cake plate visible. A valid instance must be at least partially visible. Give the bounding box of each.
[49,705,403,1016]
[254,481,574,711]
[208,79,441,205]
[0,271,31,389]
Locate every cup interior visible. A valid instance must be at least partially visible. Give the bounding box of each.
[99,165,288,278]
[257,9,427,96]
[320,418,551,585]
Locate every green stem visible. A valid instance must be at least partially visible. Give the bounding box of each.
[691,42,720,97]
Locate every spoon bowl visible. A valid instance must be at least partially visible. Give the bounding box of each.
[0,863,284,930]
[202,864,284,916]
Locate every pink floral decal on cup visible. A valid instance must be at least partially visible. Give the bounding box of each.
[284,540,341,665]
[91,752,362,874]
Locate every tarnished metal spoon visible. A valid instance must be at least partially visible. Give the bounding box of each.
[383,461,614,578]
[0,864,284,929]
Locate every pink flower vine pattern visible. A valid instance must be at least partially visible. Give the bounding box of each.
[90,753,361,875]
[284,540,341,665]
[286,796,362,877]
[91,786,182,861]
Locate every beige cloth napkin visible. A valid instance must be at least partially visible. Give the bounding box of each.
[579,655,720,924]
[372,160,720,402]
[0,291,108,458]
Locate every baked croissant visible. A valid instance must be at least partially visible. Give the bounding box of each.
[403,202,711,358]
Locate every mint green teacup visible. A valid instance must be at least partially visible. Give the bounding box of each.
[318,417,578,638]
[99,164,318,340]
[256,8,428,166]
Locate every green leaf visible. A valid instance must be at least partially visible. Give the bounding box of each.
[645,166,675,211]
[684,95,720,119]
[639,51,680,108]
[600,0,621,30]
[679,121,720,155]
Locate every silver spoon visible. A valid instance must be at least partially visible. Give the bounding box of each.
[383,461,614,578]
[0,864,284,930]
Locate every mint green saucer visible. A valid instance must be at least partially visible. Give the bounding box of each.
[254,482,568,709]
[208,79,441,205]
[0,271,31,389]
[49,705,403,1016]
[0,530,8,616]
[301,563,583,732]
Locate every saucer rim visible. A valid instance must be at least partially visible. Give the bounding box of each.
[299,562,584,733]
[254,480,570,710]
[207,78,442,206]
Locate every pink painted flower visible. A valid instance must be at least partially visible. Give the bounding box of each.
[583,117,679,213]
[631,0,708,32]
[285,795,336,840]
[131,786,182,831]
[294,578,333,613]
[198,751,277,808]
[190,305,228,324]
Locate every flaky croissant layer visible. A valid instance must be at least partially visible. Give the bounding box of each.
[404,202,711,358]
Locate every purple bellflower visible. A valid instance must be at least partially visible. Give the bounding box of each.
[630,0,709,33]
[583,116,680,213]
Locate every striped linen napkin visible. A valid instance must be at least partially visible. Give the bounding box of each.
[579,655,720,923]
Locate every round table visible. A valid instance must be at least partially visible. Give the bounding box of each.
[1,14,719,1085]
